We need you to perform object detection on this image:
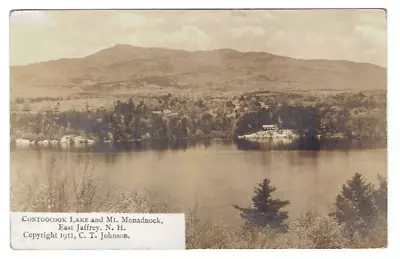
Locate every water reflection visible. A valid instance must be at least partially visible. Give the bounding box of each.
[235,137,387,151]
[11,139,387,225]
[10,137,387,154]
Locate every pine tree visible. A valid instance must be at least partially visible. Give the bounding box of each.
[375,174,387,217]
[330,173,379,237]
[234,178,290,231]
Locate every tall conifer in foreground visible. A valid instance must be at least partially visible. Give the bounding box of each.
[375,174,387,217]
[234,178,290,231]
[330,173,379,237]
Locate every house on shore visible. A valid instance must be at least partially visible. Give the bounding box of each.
[262,124,278,131]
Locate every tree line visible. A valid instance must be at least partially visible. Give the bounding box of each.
[11,91,386,143]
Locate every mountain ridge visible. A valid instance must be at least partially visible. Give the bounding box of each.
[10,44,387,96]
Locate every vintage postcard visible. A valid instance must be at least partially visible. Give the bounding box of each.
[10,9,387,249]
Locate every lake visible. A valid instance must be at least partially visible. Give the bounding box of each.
[10,139,387,225]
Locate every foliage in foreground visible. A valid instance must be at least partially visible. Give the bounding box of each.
[11,155,387,249]
[233,178,290,231]
[227,174,387,249]
[185,209,386,249]
[11,154,173,214]
[330,173,381,237]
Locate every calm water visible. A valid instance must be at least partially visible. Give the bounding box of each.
[11,139,387,225]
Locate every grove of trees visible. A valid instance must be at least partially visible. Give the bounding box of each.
[11,91,387,146]
[231,173,387,248]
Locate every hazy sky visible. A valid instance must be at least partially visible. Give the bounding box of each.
[10,9,387,67]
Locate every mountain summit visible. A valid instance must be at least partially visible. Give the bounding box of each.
[10,44,386,95]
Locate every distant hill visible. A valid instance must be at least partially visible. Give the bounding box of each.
[10,44,387,97]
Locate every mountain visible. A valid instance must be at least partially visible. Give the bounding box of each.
[10,44,387,96]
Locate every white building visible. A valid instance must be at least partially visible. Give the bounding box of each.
[262,125,277,131]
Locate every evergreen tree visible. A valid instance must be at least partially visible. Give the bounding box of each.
[330,173,379,237]
[375,174,387,217]
[234,178,290,231]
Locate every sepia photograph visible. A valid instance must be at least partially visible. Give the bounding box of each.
[10,9,387,249]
